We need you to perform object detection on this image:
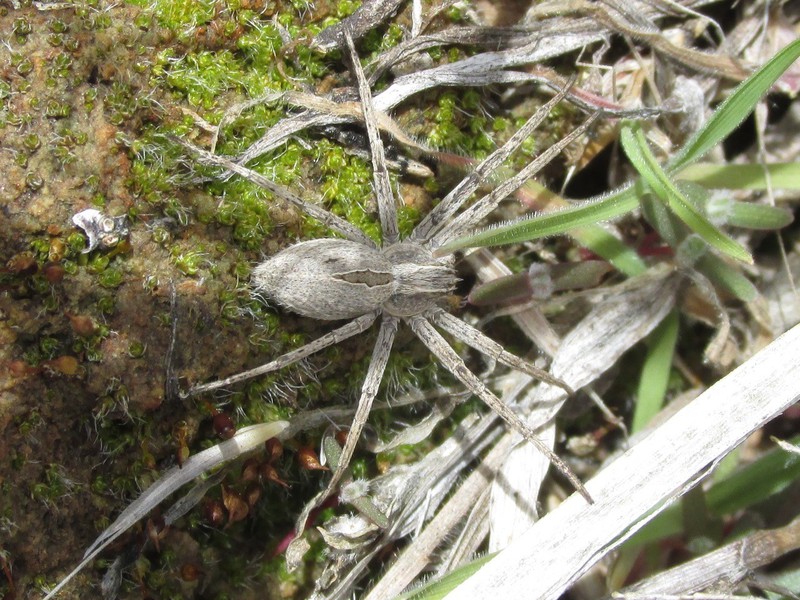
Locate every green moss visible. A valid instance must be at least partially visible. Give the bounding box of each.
[22,133,40,151]
[96,295,117,316]
[127,340,147,358]
[30,464,70,506]
[171,246,207,276]
[47,52,73,79]
[16,410,44,437]
[44,99,72,118]
[48,18,68,33]
[90,475,109,495]
[25,172,43,190]
[212,179,275,250]
[127,0,214,36]
[82,87,98,111]
[12,16,32,37]
[98,267,124,288]
[104,80,141,125]
[129,140,179,205]
[162,50,245,110]
[235,23,286,73]
[425,90,495,157]
[65,233,85,255]
[38,336,61,359]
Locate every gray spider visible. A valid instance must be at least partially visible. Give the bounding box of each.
[182,33,598,504]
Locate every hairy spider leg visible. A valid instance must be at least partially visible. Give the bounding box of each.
[347,31,400,245]
[411,78,576,243]
[184,312,379,397]
[431,111,601,249]
[293,316,400,534]
[176,138,376,248]
[408,316,592,503]
[430,309,575,395]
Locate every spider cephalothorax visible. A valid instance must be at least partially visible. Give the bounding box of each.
[184,32,599,516]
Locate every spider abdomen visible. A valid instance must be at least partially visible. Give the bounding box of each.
[252,238,393,320]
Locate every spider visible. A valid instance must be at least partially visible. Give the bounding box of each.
[181,32,598,506]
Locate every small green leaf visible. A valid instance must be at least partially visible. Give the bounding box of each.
[704,191,795,231]
[570,225,647,276]
[722,201,794,230]
[468,271,538,306]
[696,253,758,302]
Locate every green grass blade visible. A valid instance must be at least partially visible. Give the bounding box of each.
[670,38,800,171]
[437,186,640,254]
[706,437,800,516]
[632,310,679,432]
[514,180,647,276]
[620,122,753,264]
[679,162,800,190]
[395,553,496,600]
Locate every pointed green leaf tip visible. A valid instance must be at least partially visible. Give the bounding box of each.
[671,37,800,171]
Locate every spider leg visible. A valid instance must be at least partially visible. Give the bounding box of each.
[411,79,575,243]
[321,315,398,501]
[293,315,399,536]
[429,309,574,396]
[182,311,379,398]
[175,137,376,248]
[408,315,592,503]
[431,110,601,249]
[345,31,400,246]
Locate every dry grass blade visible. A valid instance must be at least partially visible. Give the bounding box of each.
[445,323,800,598]
[608,515,800,598]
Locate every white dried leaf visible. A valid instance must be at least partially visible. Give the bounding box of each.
[490,268,679,550]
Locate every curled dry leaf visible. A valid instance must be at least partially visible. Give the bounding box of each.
[42,355,80,376]
[222,485,249,524]
[297,446,328,471]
